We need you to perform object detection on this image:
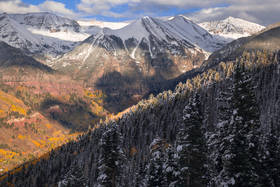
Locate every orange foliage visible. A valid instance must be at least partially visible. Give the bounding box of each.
[130,147,138,156]
[0,149,19,160]
[17,135,25,140]
[45,124,52,129]
[31,140,41,148]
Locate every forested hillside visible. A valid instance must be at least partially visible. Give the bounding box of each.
[1,48,280,186]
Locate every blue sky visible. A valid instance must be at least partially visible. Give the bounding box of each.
[18,0,228,22]
[0,0,279,25]
[23,0,78,11]
[17,0,210,21]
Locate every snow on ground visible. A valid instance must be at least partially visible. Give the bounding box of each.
[28,28,90,42]
[78,20,130,30]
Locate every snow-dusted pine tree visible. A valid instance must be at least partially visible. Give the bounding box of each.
[59,163,88,187]
[97,123,126,187]
[221,64,262,186]
[207,79,233,186]
[146,137,166,187]
[163,145,179,187]
[260,124,280,187]
[175,92,207,187]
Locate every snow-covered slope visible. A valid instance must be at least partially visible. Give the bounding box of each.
[0,13,43,53]
[0,13,82,57]
[55,15,226,74]
[9,12,90,42]
[78,19,129,35]
[78,20,129,30]
[199,17,265,41]
[9,12,80,32]
[97,15,223,55]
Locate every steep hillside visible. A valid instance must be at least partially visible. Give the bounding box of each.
[0,87,78,174]
[0,41,52,71]
[0,42,111,174]
[0,42,108,131]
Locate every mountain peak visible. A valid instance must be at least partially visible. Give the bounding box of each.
[199,17,265,40]
[226,16,236,20]
[0,12,10,19]
[142,16,152,20]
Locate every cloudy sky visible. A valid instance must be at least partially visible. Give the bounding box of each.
[0,0,279,25]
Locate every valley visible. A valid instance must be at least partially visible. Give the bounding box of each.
[0,8,278,187]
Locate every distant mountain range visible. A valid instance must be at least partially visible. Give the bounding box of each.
[0,13,264,58]
[53,15,224,111]
[0,12,266,112]
[199,16,265,41]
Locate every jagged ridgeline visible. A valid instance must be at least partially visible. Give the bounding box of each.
[1,48,280,187]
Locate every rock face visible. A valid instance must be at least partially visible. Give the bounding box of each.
[54,16,225,112]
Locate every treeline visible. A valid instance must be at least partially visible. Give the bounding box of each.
[1,50,280,186]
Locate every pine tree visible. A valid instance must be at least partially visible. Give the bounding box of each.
[163,145,179,187]
[59,164,88,187]
[208,80,233,186]
[221,64,262,186]
[135,161,146,187]
[97,124,126,187]
[175,92,206,187]
[260,126,280,187]
[146,137,166,187]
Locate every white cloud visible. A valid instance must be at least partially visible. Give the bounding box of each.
[187,0,280,25]
[0,0,78,18]
[0,0,40,14]
[39,1,76,17]
[76,0,280,25]
[0,0,279,25]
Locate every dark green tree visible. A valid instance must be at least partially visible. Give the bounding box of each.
[221,64,262,186]
[97,124,126,187]
[59,164,88,187]
[146,137,166,187]
[260,126,280,187]
[163,144,179,187]
[176,92,207,187]
[208,80,233,186]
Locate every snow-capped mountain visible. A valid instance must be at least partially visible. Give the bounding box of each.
[54,15,226,83]
[0,13,44,53]
[9,12,80,32]
[0,13,83,58]
[60,15,224,64]
[105,15,223,53]
[53,15,228,112]
[9,12,90,42]
[199,17,265,41]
